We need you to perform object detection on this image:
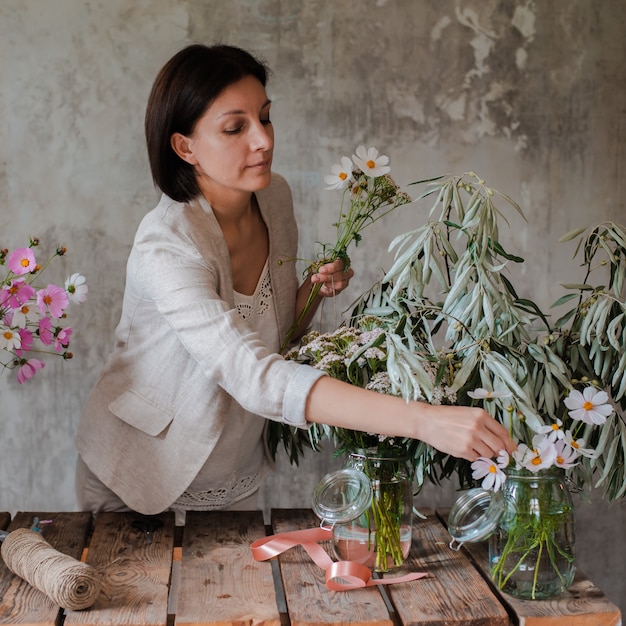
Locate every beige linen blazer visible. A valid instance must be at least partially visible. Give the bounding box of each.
[76,174,324,514]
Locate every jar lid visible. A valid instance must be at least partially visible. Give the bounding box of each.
[447,488,505,550]
[311,468,372,525]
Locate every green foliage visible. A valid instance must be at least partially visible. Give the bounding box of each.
[269,172,626,503]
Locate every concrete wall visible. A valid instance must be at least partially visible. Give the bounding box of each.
[1,0,624,612]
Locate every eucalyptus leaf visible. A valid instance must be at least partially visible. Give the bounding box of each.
[558,226,588,242]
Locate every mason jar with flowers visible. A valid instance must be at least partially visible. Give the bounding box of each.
[466,386,613,599]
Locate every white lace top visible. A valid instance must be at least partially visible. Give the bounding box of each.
[172,260,279,511]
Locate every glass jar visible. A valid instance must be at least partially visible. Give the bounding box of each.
[313,448,413,572]
[448,467,575,600]
[489,468,575,599]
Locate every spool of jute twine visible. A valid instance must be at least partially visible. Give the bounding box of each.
[1,528,102,610]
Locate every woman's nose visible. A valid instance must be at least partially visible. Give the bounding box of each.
[250,121,273,151]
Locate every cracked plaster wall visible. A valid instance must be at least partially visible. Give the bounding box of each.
[1,0,624,611]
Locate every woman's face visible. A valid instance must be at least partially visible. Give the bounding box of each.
[173,75,274,203]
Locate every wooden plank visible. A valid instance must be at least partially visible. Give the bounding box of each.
[0,511,92,626]
[0,513,10,531]
[462,539,622,626]
[271,508,393,626]
[174,510,281,626]
[65,511,174,626]
[386,510,509,626]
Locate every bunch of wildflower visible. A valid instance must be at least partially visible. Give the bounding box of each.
[290,322,388,389]
[1,238,87,383]
[470,385,612,492]
[284,315,459,460]
[279,146,412,353]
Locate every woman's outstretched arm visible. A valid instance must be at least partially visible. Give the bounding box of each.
[306,376,515,461]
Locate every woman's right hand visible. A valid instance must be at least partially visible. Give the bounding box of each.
[417,403,516,461]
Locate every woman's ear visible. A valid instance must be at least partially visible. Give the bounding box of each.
[171,133,197,164]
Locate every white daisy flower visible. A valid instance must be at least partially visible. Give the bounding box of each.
[538,418,565,442]
[564,386,614,426]
[65,273,88,304]
[512,436,557,472]
[471,456,507,492]
[324,156,354,190]
[351,145,390,178]
[467,387,513,400]
[554,440,579,469]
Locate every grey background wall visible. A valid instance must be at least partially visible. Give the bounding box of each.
[1,0,624,612]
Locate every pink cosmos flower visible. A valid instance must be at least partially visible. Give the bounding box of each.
[17,358,46,384]
[8,247,37,276]
[15,328,33,355]
[54,327,72,351]
[564,386,614,426]
[36,284,69,318]
[38,316,53,345]
[1,280,36,310]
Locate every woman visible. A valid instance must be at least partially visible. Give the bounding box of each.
[75,44,514,516]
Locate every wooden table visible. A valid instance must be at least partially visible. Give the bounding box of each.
[0,508,621,626]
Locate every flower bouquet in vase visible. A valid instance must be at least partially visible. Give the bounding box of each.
[268,150,626,591]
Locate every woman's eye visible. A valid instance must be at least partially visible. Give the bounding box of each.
[261,118,272,126]
[224,127,243,135]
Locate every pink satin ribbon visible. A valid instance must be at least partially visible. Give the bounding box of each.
[251,526,427,591]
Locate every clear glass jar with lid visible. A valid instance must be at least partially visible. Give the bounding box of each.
[448,468,575,600]
[312,448,413,572]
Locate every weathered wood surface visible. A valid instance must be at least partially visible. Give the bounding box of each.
[387,510,509,626]
[65,511,174,626]
[271,508,393,626]
[461,540,622,626]
[436,509,623,626]
[0,510,622,626]
[0,514,9,532]
[175,510,281,626]
[0,511,92,626]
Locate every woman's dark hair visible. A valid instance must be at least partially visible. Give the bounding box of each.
[145,44,269,202]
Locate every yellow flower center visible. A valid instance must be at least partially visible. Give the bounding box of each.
[583,401,594,410]
[551,424,559,431]
[21,305,29,314]
[531,456,543,465]
[4,331,13,340]
[571,441,580,450]
[43,295,52,305]
[488,465,497,473]
[556,456,564,464]
[339,172,347,180]
[366,159,376,168]
[20,258,29,268]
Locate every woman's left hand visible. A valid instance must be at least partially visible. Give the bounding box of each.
[310,259,354,297]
